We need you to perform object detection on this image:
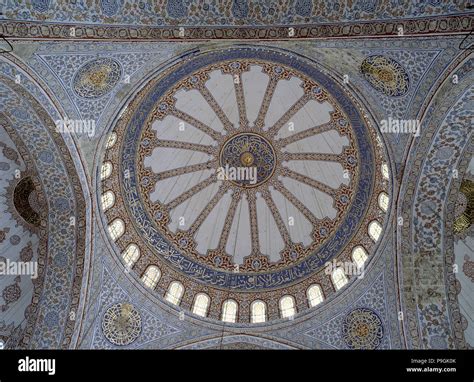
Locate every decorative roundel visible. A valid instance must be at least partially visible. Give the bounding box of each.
[360,55,409,97]
[342,307,384,349]
[72,57,122,99]
[219,132,276,188]
[31,0,51,12]
[102,303,141,346]
[100,0,121,16]
[100,46,390,322]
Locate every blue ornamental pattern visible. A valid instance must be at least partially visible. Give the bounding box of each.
[100,0,121,17]
[90,266,180,349]
[167,0,188,19]
[232,0,249,19]
[0,72,86,348]
[359,0,378,13]
[295,0,312,17]
[303,272,392,349]
[6,1,466,27]
[31,0,50,13]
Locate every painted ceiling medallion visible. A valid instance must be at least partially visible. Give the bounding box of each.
[219,133,276,188]
[101,47,389,322]
[342,308,384,349]
[72,57,122,99]
[360,55,410,97]
[102,303,141,346]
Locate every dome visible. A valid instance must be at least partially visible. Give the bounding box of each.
[100,46,390,323]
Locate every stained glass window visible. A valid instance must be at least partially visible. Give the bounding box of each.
[378,192,389,212]
[250,300,267,323]
[332,268,348,290]
[221,300,238,323]
[101,161,113,180]
[368,220,382,242]
[123,244,140,268]
[101,191,115,211]
[352,246,368,268]
[141,265,161,289]
[307,284,324,307]
[165,281,184,305]
[192,293,210,317]
[279,295,296,318]
[108,218,124,241]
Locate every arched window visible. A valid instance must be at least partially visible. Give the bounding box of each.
[101,161,113,180]
[122,244,140,269]
[141,265,161,289]
[378,192,389,212]
[352,246,368,268]
[165,281,184,305]
[192,293,210,317]
[368,220,382,242]
[332,268,348,290]
[221,299,238,323]
[250,300,266,323]
[381,163,389,180]
[108,218,124,241]
[101,191,115,211]
[105,132,117,149]
[279,295,296,318]
[307,284,324,307]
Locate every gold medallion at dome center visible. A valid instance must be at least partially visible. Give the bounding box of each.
[240,152,255,167]
[219,132,276,188]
